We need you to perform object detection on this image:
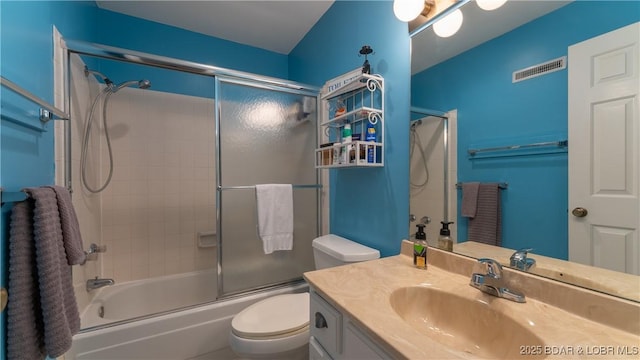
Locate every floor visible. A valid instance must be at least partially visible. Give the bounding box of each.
[187,347,238,360]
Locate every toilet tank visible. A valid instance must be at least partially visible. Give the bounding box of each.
[312,234,380,270]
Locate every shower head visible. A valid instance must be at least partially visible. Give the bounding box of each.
[112,79,152,93]
[84,66,113,87]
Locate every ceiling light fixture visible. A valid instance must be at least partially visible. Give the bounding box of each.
[393,0,435,22]
[476,0,508,11]
[433,8,463,37]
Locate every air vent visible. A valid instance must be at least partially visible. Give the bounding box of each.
[512,56,566,83]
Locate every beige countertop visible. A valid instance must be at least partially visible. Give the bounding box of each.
[454,241,640,302]
[304,245,640,359]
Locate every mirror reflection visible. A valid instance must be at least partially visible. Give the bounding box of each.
[409,0,639,301]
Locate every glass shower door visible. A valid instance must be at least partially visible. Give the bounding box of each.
[216,77,319,296]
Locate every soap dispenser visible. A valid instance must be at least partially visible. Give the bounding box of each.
[413,224,428,270]
[437,221,454,252]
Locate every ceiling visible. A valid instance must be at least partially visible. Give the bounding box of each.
[96,0,570,73]
[96,0,335,55]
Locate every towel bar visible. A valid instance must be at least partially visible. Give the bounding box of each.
[0,190,29,205]
[219,184,322,190]
[456,182,508,189]
[1,76,69,122]
[467,140,568,157]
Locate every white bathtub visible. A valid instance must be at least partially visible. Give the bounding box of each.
[67,270,308,359]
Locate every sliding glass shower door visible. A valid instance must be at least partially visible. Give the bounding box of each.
[216,77,319,296]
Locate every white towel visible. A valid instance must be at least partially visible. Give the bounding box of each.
[256,184,294,254]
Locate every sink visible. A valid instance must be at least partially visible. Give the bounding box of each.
[389,286,546,359]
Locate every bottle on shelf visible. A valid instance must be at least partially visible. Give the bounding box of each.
[365,121,376,163]
[341,123,353,164]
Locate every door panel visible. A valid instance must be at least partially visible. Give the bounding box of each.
[568,22,639,275]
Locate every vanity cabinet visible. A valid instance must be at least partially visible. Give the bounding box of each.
[315,70,384,168]
[309,289,392,360]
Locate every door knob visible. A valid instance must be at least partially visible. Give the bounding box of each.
[572,207,588,217]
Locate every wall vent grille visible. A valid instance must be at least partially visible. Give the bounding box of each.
[513,56,567,83]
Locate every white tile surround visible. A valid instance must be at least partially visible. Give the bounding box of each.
[98,86,217,281]
[56,54,218,304]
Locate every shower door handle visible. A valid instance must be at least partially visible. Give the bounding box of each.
[314,312,328,328]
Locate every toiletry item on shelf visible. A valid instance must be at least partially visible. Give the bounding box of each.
[332,143,340,165]
[413,224,428,270]
[437,221,454,252]
[320,143,333,166]
[365,121,376,163]
[342,123,353,163]
[352,134,366,160]
[335,99,346,117]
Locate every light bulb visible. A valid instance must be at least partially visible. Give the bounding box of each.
[433,9,463,38]
[477,0,508,11]
[393,0,425,22]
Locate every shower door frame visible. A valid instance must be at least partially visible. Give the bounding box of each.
[63,39,322,301]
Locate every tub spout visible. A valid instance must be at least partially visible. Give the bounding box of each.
[86,277,115,292]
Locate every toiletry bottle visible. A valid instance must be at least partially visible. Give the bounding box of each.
[437,221,454,251]
[413,224,428,270]
[342,123,353,163]
[365,121,376,163]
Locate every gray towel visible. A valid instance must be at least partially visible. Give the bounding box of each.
[47,185,86,265]
[7,187,82,360]
[468,183,502,246]
[461,182,480,218]
[7,200,46,360]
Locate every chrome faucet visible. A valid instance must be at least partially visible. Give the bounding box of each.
[86,277,115,292]
[510,248,536,271]
[470,258,525,303]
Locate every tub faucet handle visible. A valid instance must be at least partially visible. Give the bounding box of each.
[83,243,107,264]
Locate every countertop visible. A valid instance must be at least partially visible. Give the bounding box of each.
[303,247,640,359]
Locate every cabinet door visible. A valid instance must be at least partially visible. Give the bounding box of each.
[343,321,392,360]
[310,336,334,360]
[310,291,342,358]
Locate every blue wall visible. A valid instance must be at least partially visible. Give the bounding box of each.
[290,1,411,257]
[411,1,640,259]
[0,2,290,358]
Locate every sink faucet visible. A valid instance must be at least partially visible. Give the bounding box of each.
[470,258,525,303]
[86,277,115,292]
[510,248,536,271]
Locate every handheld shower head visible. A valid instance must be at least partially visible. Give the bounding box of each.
[113,79,152,92]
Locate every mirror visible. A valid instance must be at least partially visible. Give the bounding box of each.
[409,0,639,302]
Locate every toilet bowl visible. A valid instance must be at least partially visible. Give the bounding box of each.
[229,235,380,359]
[229,293,310,359]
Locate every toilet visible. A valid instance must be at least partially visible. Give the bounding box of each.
[229,234,380,359]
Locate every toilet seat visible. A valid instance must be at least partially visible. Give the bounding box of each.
[231,293,310,340]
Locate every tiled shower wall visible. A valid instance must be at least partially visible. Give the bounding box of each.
[57,54,217,290]
[98,87,217,282]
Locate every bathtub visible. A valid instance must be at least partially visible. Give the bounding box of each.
[67,270,308,359]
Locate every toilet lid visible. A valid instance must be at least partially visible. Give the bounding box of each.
[232,293,310,339]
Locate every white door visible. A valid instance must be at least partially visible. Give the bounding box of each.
[568,22,640,275]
